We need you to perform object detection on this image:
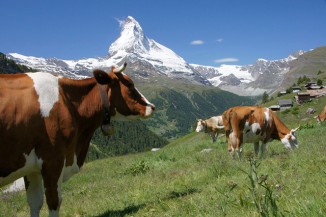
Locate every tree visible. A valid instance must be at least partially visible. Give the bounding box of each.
[286,87,293,94]
[317,79,323,86]
[261,91,269,104]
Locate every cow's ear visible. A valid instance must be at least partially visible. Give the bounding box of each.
[93,69,111,84]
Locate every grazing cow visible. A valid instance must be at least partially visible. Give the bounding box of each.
[195,116,224,143]
[316,105,326,123]
[222,106,299,159]
[0,63,155,217]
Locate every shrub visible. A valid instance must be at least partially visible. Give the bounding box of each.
[124,160,150,176]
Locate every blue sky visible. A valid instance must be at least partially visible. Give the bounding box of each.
[1,0,326,66]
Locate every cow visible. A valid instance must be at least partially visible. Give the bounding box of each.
[221,106,299,159]
[0,62,155,217]
[195,116,224,143]
[316,105,326,123]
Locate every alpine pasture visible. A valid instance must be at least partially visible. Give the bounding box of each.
[1,97,326,216]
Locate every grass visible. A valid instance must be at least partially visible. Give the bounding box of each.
[1,105,326,216]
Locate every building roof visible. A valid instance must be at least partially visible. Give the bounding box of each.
[278,99,293,106]
[297,92,310,96]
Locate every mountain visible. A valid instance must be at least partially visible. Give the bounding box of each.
[191,50,305,96]
[7,16,323,97]
[8,16,210,85]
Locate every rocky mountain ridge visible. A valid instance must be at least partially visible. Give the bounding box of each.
[6,16,312,96]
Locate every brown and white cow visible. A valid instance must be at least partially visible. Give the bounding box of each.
[316,105,326,123]
[195,116,224,143]
[0,63,155,217]
[222,106,299,159]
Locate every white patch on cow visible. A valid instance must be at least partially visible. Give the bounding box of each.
[281,132,298,149]
[0,149,43,187]
[135,88,151,105]
[145,105,153,117]
[245,121,250,127]
[251,123,261,134]
[136,87,154,117]
[195,121,204,132]
[62,155,80,182]
[264,108,270,122]
[229,132,237,148]
[281,136,292,149]
[27,72,59,117]
[243,122,262,143]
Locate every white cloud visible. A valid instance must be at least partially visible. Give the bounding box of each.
[190,40,204,45]
[216,38,223,43]
[214,58,239,63]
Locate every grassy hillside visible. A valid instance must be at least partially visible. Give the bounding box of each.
[1,97,325,216]
[137,80,257,140]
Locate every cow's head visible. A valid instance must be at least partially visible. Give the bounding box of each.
[315,115,325,123]
[195,119,206,132]
[281,126,299,149]
[93,62,155,122]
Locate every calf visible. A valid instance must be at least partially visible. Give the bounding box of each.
[0,63,155,217]
[195,116,224,143]
[222,106,299,159]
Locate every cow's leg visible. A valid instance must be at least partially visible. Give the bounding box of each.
[212,132,217,143]
[42,161,64,217]
[227,136,234,159]
[235,133,243,160]
[260,143,267,158]
[254,142,260,157]
[236,146,243,160]
[24,173,44,217]
[228,132,237,159]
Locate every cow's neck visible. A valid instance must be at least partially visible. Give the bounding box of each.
[272,113,290,140]
[59,77,108,166]
[59,77,104,132]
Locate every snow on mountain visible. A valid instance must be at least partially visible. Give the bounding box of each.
[191,64,254,86]
[191,51,305,95]
[108,16,193,75]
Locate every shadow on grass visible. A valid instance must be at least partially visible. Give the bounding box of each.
[95,204,145,217]
[95,188,200,216]
[167,188,200,199]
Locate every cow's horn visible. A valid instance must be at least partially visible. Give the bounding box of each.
[216,125,225,129]
[293,125,300,131]
[112,62,127,74]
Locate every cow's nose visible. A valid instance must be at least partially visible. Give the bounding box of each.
[150,104,155,111]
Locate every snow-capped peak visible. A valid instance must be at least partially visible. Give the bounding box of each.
[109,16,149,56]
[108,16,194,75]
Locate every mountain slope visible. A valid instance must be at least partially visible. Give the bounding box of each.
[276,46,326,92]
[0,52,36,73]
[138,79,256,139]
